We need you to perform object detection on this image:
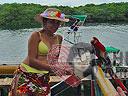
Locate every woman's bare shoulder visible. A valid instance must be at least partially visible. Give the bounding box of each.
[30,31,39,37]
[55,34,63,39]
[27,31,41,45]
[29,31,40,40]
[54,34,63,44]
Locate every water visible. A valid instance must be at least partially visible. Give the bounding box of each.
[0,24,128,65]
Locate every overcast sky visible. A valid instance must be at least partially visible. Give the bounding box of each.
[0,0,128,6]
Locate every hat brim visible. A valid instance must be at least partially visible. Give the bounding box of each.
[43,16,69,22]
[35,14,69,23]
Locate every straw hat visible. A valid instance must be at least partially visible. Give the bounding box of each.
[35,8,69,23]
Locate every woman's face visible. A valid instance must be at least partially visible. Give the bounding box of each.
[44,19,61,34]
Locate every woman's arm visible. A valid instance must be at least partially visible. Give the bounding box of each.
[28,32,51,71]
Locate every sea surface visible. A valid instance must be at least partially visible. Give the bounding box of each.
[0,24,128,65]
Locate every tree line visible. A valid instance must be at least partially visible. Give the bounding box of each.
[0,2,128,30]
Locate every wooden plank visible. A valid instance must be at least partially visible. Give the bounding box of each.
[0,76,67,85]
[0,76,91,86]
[0,65,18,74]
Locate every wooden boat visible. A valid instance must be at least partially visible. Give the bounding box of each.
[0,65,18,75]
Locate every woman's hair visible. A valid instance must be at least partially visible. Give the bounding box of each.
[42,17,48,28]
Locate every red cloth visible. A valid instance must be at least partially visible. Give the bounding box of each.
[91,37,106,59]
[91,37,105,52]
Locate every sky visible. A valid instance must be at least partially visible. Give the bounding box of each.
[0,0,128,7]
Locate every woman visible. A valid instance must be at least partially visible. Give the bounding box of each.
[9,8,69,96]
